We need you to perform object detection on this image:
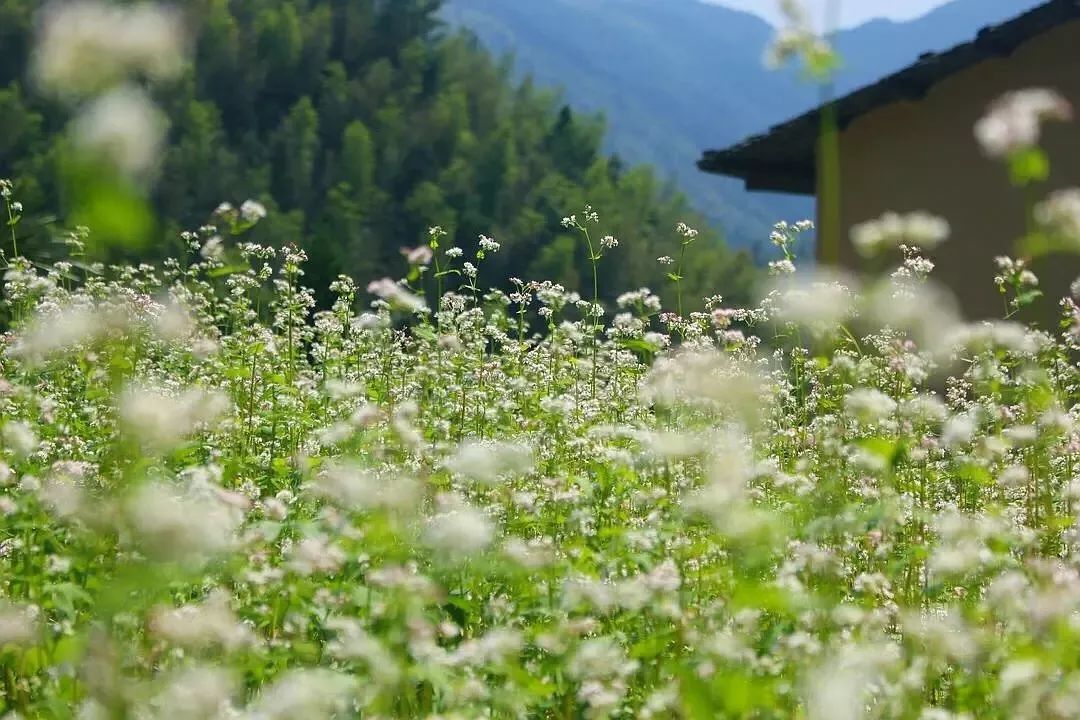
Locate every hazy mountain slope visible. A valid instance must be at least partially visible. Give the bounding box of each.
[442,0,1045,252]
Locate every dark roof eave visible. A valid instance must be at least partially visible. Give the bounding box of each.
[696,152,815,195]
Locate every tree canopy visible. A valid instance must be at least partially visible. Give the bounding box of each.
[0,0,756,309]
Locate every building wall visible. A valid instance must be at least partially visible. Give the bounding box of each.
[825,19,1080,323]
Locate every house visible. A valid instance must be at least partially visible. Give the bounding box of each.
[699,0,1080,322]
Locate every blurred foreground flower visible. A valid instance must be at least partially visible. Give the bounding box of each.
[975,88,1072,158]
[72,85,167,180]
[851,211,950,257]
[33,0,186,98]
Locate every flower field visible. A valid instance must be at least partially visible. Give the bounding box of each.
[2,187,1080,720]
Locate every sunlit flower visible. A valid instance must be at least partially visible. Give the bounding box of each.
[71,85,167,179]
[32,0,187,97]
[975,88,1072,157]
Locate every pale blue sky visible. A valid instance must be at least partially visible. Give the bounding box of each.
[706,0,952,29]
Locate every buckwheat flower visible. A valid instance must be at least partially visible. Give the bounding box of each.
[401,245,433,266]
[423,496,494,556]
[445,247,463,259]
[239,199,267,224]
[975,88,1072,158]
[902,394,948,423]
[72,85,167,179]
[32,1,187,98]
[450,627,524,667]
[366,277,426,313]
[444,440,534,485]
[769,270,857,330]
[2,421,38,458]
[126,480,242,561]
[199,236,224,261]
[149,590,256,652]
[997,464,1030,489]
[844,388,897,424]
[769,258,796,275]
[147,666,237,720]
[118,384,229,450]
[862,277,962,355]
[478,235,501,254]
[0,603,39,647]
[323,617,401,685]
[310,461,419,512]
[640,349,766,423]
[599,235,619,250]
[569,637,638,681]
[246,669,357,720]
[851,211,949,256]
[38,474,87,521]
[805,643,898,720]
[1034,188,1080,247]
[998,660,1043,701]
[675,222,699,240]
[286,534,346,576]
[657,256,673,265]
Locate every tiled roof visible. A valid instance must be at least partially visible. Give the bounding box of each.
[698,0,1080,194]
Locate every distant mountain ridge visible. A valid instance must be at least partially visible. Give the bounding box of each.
[441,0,1045,253]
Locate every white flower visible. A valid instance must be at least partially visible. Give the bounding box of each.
[286,534,346,576]
[126,479,243,561]
[245,669,357,720]
[975,88,1072,157]
[675,222,699,239]
[149,590,256,652]
[844,388,897,424]
[851,211,950,256]
[72,85,167,179]
[323,617,401,685]
[32,1,187,98]
[423,496,494,556]
[200,235,224,260]
[444,440,534,485]
[0,603,39,647]
[2,421,38,458]
[366,277,426,313]
[942,411,978,448]
[997,464,1030,489]
[147,666,237,720]
[118,384,229,450]
[478,235,501,253]
[401,245,433,266]
[1034,188,1080,246]
[239,199,268,224]
[310,461,419,512]
[599,235,619,250]
[769,270,857,330]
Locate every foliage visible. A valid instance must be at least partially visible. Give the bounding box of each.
[0,0,756,311]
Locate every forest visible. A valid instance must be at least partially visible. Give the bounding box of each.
[0,0,757,308]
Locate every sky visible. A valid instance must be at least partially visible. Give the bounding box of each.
[706,0,953,29]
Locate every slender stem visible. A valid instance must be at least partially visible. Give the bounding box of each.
[4,195,18,259]
[580,227,601,399]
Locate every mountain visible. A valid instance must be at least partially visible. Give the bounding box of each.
[441,0,1046,253]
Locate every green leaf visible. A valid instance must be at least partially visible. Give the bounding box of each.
[208,264,250,278]
[1008,147,1049,186]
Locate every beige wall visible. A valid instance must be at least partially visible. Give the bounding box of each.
[823,19,1080,323]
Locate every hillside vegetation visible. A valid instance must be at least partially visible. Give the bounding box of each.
[0,0,755,309]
